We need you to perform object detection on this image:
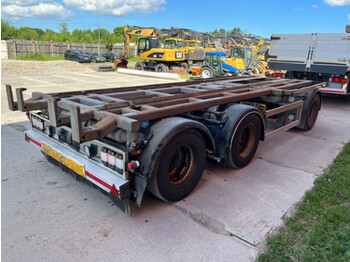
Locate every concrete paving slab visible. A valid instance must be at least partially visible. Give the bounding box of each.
[176,159,315,245]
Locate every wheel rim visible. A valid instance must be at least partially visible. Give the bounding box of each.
[202,69,211,78]
[168,145,194,186]
[237,124,256,158]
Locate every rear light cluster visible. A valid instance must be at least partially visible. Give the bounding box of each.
[32,116,45,131]
[331,77,348,83]
[272,73,284,78]
[100,148,124,174]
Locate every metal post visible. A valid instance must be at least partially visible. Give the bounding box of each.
[98,22,101,55]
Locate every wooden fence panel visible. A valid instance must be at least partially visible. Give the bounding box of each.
[5,40,111,58]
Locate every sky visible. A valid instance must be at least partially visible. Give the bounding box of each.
[1,0,350,37]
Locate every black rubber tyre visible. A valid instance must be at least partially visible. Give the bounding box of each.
[147,130,206,202]
[227,113,261,168]
[180,62,189,73]
[201,67,213,79]
[135,62,144,70]
[155,63,168,72]
[298,93,321,131]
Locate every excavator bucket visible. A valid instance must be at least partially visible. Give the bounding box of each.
[114,58,128,69]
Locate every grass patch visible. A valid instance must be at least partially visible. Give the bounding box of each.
[14,53,64,61]
[258,143,350,262]
[127,57,143,62]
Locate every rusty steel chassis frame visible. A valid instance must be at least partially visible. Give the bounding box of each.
[6,76,325,150]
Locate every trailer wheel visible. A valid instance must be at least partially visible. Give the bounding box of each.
[298,93,320,131]
[135,62,144,70]
[227,114,261,168]
[148,130,206,202]
[156,63,168,72]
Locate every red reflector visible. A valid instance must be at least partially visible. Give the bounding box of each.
[25,132,30,142]
[110,184,120,199]
[128,162,134,170]
[24,133,41,147]
[272,73,283,78]
[25,112,29,116]
[332,77,347,83]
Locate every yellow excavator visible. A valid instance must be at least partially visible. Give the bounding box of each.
[204,42,225,53]
[116,26,205,72]
[114,26,159,68]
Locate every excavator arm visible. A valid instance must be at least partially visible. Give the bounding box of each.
[123,25,159,59]
[115,25,159,68]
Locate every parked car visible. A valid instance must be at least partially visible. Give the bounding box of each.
[86,52,106,63]
[64,49,91,63]
[102,52,121,62]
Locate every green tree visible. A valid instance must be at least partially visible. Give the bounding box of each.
[1,20,17,40]
[78,29,93,43]
[33,28,45,39]
[57,23,70,42]
[71,29,83,43]
[218,28,226,35]
[229,27,243,36]
[41,29,57,42]
[17,27,39,40]
[113,26,125,43]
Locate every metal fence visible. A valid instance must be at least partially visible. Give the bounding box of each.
[5,40,137,58]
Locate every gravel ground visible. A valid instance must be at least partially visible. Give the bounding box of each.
[1,60,96,76]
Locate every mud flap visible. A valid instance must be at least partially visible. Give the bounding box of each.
[130,174,148,207]
[109,196,132,216]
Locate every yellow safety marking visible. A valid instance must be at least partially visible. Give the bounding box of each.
[42,143,85,177]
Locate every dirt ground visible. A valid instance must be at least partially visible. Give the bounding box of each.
[1,60,117,76]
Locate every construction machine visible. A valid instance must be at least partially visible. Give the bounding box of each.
[116,25,205,72]
[192,52,239,78]
[114,26,159,68]
[226,40,269,74]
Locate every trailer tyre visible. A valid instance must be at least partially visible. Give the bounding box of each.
[298,93,320,131]
[227,114,261,168]
[148,130,206,202]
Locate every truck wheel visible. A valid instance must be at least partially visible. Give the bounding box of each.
[148,130,206,202]
[156,63,168,72]
[201,67,213,78]
[298,93,321,131]
[227,114,261,168]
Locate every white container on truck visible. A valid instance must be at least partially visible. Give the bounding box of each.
[268,33,350,96]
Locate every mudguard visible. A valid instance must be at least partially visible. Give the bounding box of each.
[134,117,215,206]
[210,104,265,166]
[297,90,322,130]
